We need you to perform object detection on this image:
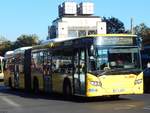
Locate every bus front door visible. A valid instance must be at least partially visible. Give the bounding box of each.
[73,50,86,95]
[43,51,52,93]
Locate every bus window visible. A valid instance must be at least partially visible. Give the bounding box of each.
[32,52,43,73]
[89,49,109,71]
[109,48,140,69]
[88,47,141,72]
[52,51,72,74]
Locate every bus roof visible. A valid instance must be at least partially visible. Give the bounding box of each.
[14,46,32,54]
[4,51,14,59]
[33,34,138,49]
[83,34,137,37]
[44,34,137,44]
[42,37,79,45]
[33,37,80,49]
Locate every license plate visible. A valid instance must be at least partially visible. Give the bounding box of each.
[113,89,125,93]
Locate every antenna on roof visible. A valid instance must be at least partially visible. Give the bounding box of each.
[131,17,134,34]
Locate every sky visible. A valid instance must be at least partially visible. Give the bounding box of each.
[0,0,150,41]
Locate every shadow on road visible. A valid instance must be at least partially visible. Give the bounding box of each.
[0,82,131,103]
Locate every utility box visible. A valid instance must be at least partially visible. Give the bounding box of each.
[59,2,77,17]
[78,2,94,15]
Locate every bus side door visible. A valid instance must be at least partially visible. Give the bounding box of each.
[73,49,86,95]
[43,51,52,93]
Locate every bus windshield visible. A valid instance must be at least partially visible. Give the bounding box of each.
[89,47,141,72]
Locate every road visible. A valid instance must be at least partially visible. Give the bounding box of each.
[0,82,150,113]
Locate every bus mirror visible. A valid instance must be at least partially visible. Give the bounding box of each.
[147,62,150,68]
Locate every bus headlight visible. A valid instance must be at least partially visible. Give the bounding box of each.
[90,81,102,87]
[134,79,143,85]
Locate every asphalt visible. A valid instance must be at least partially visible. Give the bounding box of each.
[0,82,150,113]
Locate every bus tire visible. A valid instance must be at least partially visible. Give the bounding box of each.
[63,79,72,97]
[111,95,120,100]
[33,78,39,93]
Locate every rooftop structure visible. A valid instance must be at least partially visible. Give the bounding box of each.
[58,1,94,17]
[47,1,106,39]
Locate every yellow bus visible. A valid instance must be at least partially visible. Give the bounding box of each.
[0,56,4,80]
[4,34,143,97]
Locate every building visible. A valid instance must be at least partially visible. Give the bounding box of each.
[47,1,106,39]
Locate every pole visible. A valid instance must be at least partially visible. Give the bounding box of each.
[131,17,134,34]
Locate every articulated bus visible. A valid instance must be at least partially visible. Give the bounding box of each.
[0,56,4,80]
[4,34,143,97]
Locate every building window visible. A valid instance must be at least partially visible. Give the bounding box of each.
[50,26,57,39]
[88,30,97,35]
[78,30,86,37]
[68,30,78,37]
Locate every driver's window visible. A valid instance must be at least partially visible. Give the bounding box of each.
[89,49,109,71]
[97,49,108,70]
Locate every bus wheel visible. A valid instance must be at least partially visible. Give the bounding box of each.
[63,79,72,97]
[33,78,39,93]
[110,95,120,100]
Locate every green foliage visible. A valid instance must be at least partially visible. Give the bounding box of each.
[134,23,148,36]
[0,38,13,56]
[0,34,40,56]
[13,34,39,49]
[0,35,8,42]
[102,17,127,33]
[134,23,150,45]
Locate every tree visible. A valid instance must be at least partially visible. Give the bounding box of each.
[0,35,8,43]
[134,23,148,36]
[134,23,150,45]
[0,36,13,56]
[14,34,39,49]
[102,17,127,33]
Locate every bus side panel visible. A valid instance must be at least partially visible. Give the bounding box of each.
[52,73,64,93]
[3,70,9,86]
[18,65,25,89]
